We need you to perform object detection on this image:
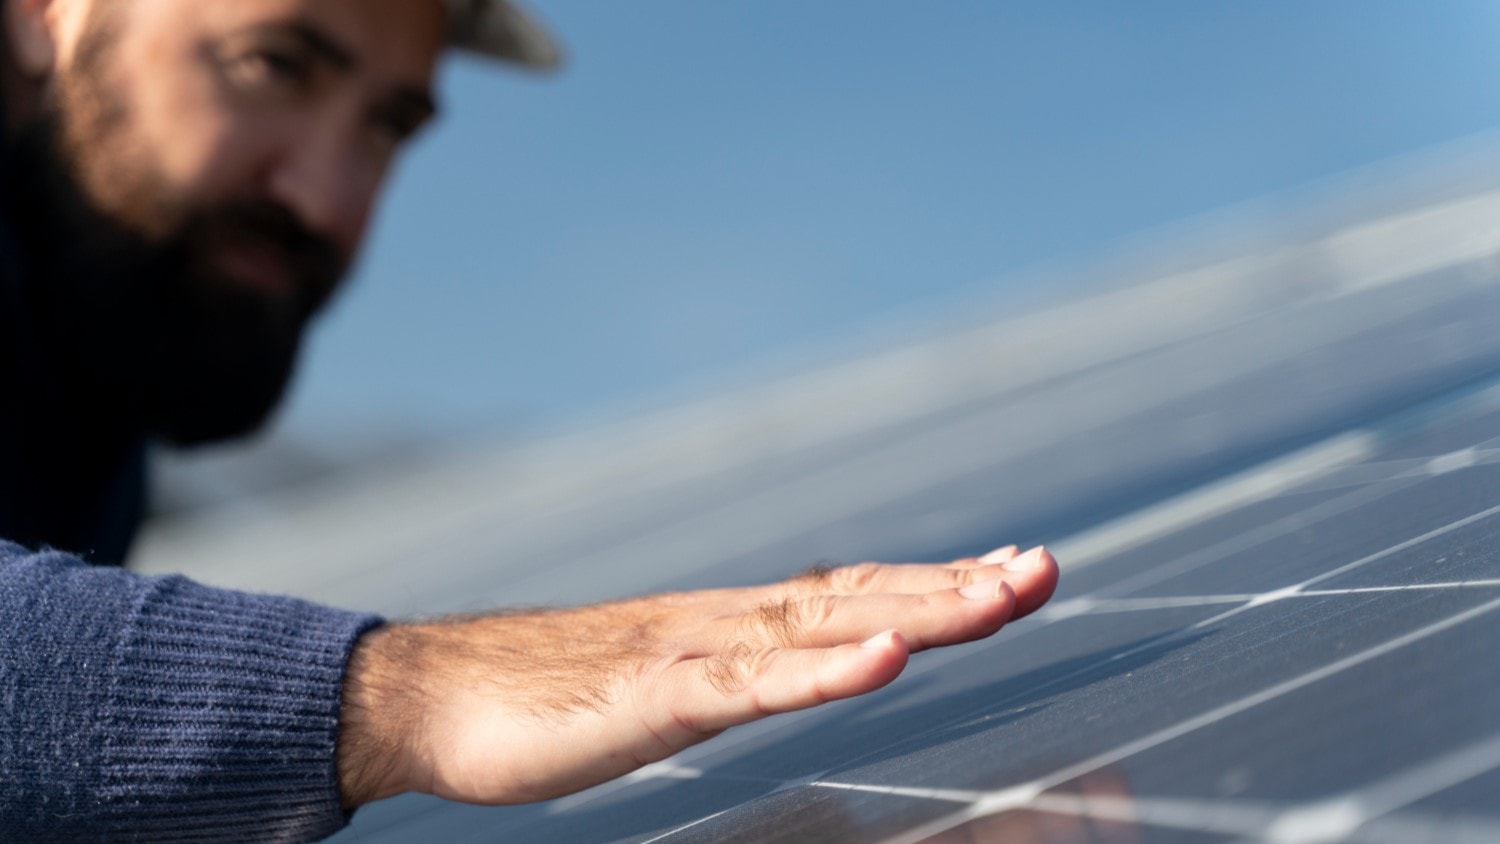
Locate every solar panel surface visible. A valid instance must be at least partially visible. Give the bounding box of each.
[333,375,1500,843]
[120,150,1500,842]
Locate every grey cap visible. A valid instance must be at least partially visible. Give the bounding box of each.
[443,0,563,69]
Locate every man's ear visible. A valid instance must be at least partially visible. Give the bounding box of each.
[4,0,58,78]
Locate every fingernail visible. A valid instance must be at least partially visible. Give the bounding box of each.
[861,630,895,648]
[960,577,1005,600]
[978,545,1019,564]
[1001,546,1046,573]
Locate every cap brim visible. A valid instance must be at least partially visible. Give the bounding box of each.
[445,0,563,69]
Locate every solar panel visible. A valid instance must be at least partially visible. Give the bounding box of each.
[126,148,1500,842]
[324,372,1500,843]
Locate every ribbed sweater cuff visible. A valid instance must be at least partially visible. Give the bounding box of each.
[95,573,383,842]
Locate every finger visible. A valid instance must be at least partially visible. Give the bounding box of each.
[783,545,1039,597]
[984,546,1059,619]
[948,545,1020,572]
[953,545,1060,619]
[662,630,911,735]
[742,580,1017,651]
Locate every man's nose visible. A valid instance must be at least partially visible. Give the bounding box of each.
[265,126,374,253]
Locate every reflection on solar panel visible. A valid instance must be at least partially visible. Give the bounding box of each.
[329,377,1500,842]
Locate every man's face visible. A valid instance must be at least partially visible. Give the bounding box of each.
[6,0,445,443]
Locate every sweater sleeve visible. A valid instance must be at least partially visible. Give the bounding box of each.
[0,539,384,842]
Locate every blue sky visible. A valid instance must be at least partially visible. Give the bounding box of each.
[283,1,1500,442]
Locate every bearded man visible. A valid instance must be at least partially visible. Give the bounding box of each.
[0,0,1059,840]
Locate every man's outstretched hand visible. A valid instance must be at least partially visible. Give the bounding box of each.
[336,545,1059,809]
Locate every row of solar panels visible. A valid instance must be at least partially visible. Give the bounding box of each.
[137,135,1500,619]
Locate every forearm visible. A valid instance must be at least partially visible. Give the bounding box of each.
[0,540,382,841]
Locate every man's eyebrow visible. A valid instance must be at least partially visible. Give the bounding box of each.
[280,21,440,127]
[283,22,356,70]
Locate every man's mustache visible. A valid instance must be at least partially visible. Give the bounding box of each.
[183,201,347,317]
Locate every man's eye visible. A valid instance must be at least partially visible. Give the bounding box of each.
[226,48,314,91]
[376,114,421,146]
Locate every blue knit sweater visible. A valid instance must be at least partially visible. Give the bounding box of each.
[0,541,383,841]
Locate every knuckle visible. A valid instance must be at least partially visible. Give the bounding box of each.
[789,562,835,593]
[702,640,758,695]
[801,594,840,631]
[955,566,987,587]
[831,562,883,593]
[748,597,804,647]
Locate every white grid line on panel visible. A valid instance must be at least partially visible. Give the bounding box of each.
[1075,423,1500,602]
[636,808,734,844]
[937,732,1500,842]
[1079,477,1420,601]
[840,465,1456,721]
[1046,578,1500,617]
[625,445,1500,842]
[632,488,1500,835]
[862,594,1500,844]
[1255,730,1500,844]
[1184,499,1500,633]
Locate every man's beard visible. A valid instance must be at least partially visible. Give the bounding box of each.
[3,38,347,446]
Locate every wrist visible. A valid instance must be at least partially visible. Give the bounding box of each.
[337,624,417,809]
